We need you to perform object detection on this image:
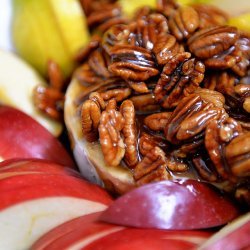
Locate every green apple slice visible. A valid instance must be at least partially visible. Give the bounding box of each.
[12,0,90,78]
[0,49,62,136]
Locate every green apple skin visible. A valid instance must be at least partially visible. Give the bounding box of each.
[11,0,90,79]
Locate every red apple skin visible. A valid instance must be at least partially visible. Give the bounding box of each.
[0,172,112,211]
[0,158,79,176]
[0,105,75,167]
[31,213,103,250]
[32,212,211,250]
[199,213,250,250]
[100,180,240,230]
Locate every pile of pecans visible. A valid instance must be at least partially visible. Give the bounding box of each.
[76,0,250,205]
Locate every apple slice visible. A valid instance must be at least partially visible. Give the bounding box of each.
[198,212,250,250]
[0,158,80,179]
[0,171,112,210]
[100,180,240,230]
[0,49,62,136]
[32,212,211,250]
[0,105,75,167]
[0,159,112,250]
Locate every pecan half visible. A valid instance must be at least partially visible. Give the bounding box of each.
[130,93,160,113]
[120,100,139,168]
[192,155,218,182]
[109,45,159,81]
[144,112,172,131]
[205,117,243,180]
[33,86,65,121]
[99,109,125,167]
[169,6,200,41]
[154,52,205,108]
[188,26,245,73]
[139,132,168,156]
[152,33,184,65]
[128,13,169,50]
[225,132,250,178]
[34,60,65,121]
[81,92,105,142]
[156,0,179,18]
[164,90,226,145]
[188,26,239,59]
[100,87,132,102]
[134,146,171,185]
[191,4,228,29]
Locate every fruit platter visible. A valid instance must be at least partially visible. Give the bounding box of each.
[0,0,250,249]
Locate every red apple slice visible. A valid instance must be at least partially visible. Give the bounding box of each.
[0,105,75,167]
[0,159,113,250]
[198,212,250,250]
[100,179,240,230]
[32,212,211,250]
[0,158,78,177]
[0,172,112,210]
[31,212,103,250]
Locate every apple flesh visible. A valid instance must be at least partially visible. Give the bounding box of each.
[100,180,240,230]
[0,159,112,250]
[0,49,62,136]
[32,212,211,250]
[0,105,75,167]
[12,0,90,78]
[198,212,250,250]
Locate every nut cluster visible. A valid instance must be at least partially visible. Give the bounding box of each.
[76,0,250,204]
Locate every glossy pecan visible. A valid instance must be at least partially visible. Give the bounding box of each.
[102,24,130,55]
[152,33,184,65]
[205,117,243,180]
[108,45,159,81]
[188,26,239,59]
[156,0,179,18]
[99,108,125,167]
[87,3,126,33]
[47,60,65,90]
[127,81,150,93]
[130,93,160,113]
[203,71,237,96]
[100,87,132,102]
[33,86,65,121]
[120,100,139,168]
[81,92,105,142]
[134,146,171,185]
[165,154,188,172]
[191,4,228,29]
[225,132,250,178]
[192,155,218,182]
[188,26,245,73]
[164,90,226,145]
[230,31,250,77]
[34,60,65,121]
[154,52,205,108]
[204,71,250,115]
[168,6,199,41]
[138,132,168,156]
[88,48,112,79]
[133,13,169,49]
[74,63,103,86]
[144,112,172,131]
